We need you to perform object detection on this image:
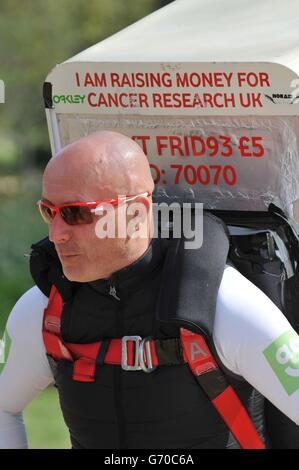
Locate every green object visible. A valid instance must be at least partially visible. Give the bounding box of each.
[24,386,70,449]
[263,329,299,396]
[0,309,10,339]
[0,329,11,373]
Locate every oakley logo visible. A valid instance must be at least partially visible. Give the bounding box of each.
[190,341,208,361]
[53,94,86,105]
[264,329,299,395]
[0,80,5,104]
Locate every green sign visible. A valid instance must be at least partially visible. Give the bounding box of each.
[263,329,299,396]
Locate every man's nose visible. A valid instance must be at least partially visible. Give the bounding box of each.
[49,213,72,244]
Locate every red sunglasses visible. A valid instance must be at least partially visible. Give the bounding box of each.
[37,192,151,226]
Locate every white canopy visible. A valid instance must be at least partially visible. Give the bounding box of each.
[44,0,299,216]
[65,0,299,72]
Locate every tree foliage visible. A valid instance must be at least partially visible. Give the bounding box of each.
[0,0,171,171]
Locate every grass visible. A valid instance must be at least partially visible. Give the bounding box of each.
[0,172,69,449]
[24,386,70,449]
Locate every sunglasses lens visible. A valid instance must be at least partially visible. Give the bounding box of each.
[38,203,54,224]
[60,205,93,225]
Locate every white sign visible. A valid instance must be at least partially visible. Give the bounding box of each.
[57,115,299,214]
[48,62,299,116]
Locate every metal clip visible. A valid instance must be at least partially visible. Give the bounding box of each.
[121,336,142,371]
[121,336,157,373]
[139,337,157,373]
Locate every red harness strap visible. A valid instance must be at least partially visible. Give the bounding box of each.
[180,328,265,450]
[43,286,73,361]
[43,286,161,381]
[43,286,265,449]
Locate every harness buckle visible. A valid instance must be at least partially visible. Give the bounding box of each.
[121,336,157,373]
[121,336,142,371]
[139,337,157,373]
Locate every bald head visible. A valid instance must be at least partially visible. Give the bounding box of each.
[41,131,154,282]
[43,131,154,201]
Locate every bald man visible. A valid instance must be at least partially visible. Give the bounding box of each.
[42,131,154,281]
[2,131,299,449]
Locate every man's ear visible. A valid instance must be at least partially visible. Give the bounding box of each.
[135,194,151,212]
[127,196,150,223]
[126,196,152,238]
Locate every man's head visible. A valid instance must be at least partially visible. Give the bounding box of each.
[41,131,154,282]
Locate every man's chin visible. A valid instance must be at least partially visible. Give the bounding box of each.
[62,267,108,283]
[62,267,88,283]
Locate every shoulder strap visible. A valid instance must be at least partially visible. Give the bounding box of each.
[43,285,63,334]
[43,285,72,361]
[156,212,229,336]
[180,328,265,449]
